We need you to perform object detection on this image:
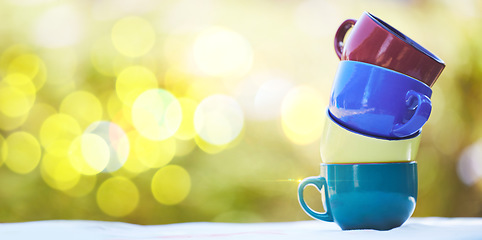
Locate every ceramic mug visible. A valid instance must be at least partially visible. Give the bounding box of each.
[298,162,417,230]
[329,60,432,139]
[321,109,421,163]
[334,12,445,87]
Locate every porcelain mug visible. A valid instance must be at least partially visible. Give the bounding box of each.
[321,109,421,163]
[329,60,432,139]
[334,12,444,87]
[298,162,417,230]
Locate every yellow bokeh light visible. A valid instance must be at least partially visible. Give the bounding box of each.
[281,85,325,145]
[41,152,81,191]
[0,108,28,132]
[174,138,196,157]
[111,16,155,58]
[68,134,109,175]
[194,94,244,145]
[116,65,158,107]
[135,135,175,169]
[108,92,135,131]
[0,134,5,166]
[194,135,227,154]
[8,53,47,91]
[0,73,36,118]
[194,126,244,154]
[193,26,253,77]
[185,78,224,102]
[131,89,182,141]
[107,91,124,119]
[39,113,82,149]
[60,91,103,129]
[4,131,41,174]
[175,98,198,140]
[0,45,29,69]
[119,131,150,176]
[84,121,130,172]
[151,165,191,205]
[44,138,73,158]
[97,176,139,217]
[164,69,193,97]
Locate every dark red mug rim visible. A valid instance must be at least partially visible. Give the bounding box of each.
[366,12,445,65]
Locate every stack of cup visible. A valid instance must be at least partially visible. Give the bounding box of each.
[298,12,445,230]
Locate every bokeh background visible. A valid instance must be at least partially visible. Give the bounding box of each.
[0,0,481,224]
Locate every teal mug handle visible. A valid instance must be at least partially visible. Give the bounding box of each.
[298,176,334,222]
[392,90,432,137]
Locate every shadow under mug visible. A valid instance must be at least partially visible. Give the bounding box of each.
[321,109,421,164]
[334,12,445,87]
[329,60,432,139]
[298,162,417,230]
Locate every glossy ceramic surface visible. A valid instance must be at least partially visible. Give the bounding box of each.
[334,12,445,87]
[320,109,421,163]
[329,61,432,138]
[298,162,417,230]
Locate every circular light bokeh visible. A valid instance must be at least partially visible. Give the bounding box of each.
[41,152,81,191]
[4,131,41,174]
[82,121,130,173]
[120,131,150,175]
[8,53,47,91]
[131,89,182,141]
[457,141,482,186]
[40,114,82,149]
[151,165,191,205]
[0,73,36,118]
[97,176,139,217]
[0,134,5,167]
[116,66,158,107]
[60,91,103,129]
[69,134,110,175]
[0,111,28,132]
[134,135,175,169]
[194,94,244,145]
[175,98,198,140]
[193,27,253,77]
[174,138,196,157]
[281,85,325,145]
[111,16,155,58]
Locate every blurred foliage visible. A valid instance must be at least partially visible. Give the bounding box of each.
[0,0,481,224]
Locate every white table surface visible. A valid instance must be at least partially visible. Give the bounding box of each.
[1,218,481,240]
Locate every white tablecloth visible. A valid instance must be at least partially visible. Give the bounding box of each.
[1,218,481,240]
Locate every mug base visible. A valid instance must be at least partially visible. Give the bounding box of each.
[339,222,403,231]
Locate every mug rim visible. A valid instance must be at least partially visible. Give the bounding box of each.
[340,60,433,90]
[320,161,417,167]
[320,109,422,163]
[327,108,422,141]
[365,11,445,65]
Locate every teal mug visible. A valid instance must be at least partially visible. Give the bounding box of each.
[298,162,417,230]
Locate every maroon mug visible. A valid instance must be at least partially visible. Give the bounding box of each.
[334,12,445,87]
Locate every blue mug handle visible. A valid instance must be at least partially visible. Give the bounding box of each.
[392,90,432,137]
[298,176,334,222]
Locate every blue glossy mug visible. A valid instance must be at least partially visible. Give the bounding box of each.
[298,162,417,230]
[329,61,432,138]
